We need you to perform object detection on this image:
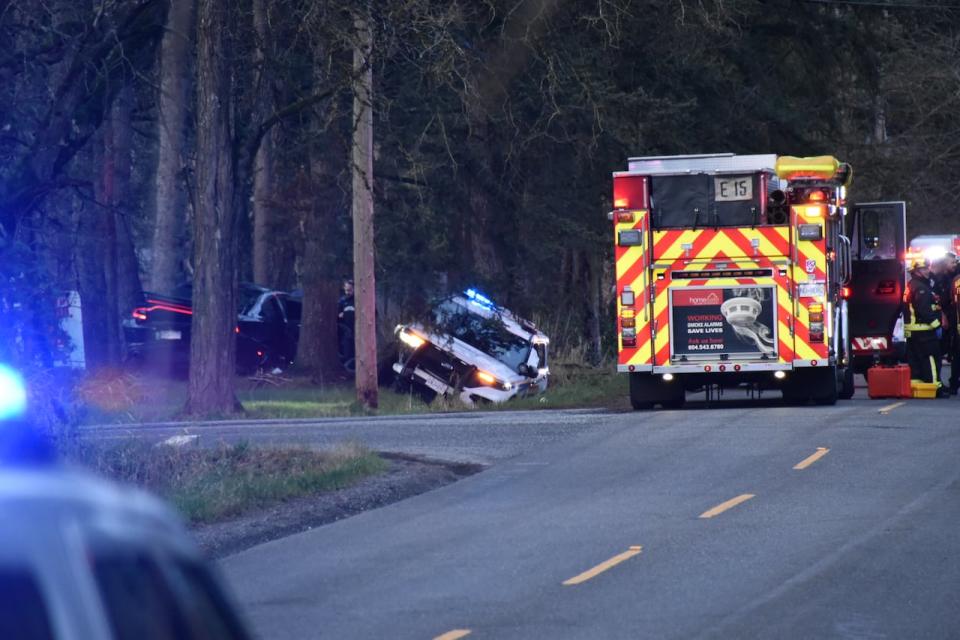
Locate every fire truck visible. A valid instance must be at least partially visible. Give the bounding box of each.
[610,153,858,408]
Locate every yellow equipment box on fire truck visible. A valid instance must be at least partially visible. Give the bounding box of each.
[610,153,857,408]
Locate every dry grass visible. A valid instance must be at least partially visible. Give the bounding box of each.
[64,440,387,524]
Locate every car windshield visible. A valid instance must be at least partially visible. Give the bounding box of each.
[433,301,531,372]
[237,288,264,316]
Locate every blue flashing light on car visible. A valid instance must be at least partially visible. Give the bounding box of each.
[465,288,496,310]
[0,365,27,421]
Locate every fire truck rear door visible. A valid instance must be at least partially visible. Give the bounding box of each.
[848,201,906,355]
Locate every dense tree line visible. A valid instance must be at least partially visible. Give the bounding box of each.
[0,0,957,413]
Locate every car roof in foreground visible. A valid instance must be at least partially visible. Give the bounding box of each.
[0,467,195,558]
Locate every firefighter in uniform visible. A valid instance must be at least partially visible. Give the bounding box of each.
[904,257,948,397]
[933,252,958,370]
[950,260,960,395]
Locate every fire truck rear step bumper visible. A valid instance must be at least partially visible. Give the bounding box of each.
[618,360,836,374]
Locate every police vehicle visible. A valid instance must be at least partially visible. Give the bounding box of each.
[0,365,252,640]
[392,290,549,405]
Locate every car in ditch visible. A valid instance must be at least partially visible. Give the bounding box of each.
[392,289,549,405]
[123,283,301,374]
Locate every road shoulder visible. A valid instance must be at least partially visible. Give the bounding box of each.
[194,453,483,558]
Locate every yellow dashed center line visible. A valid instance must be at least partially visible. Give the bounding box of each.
[562,545,643,586]
[699,494,755,519]
[878,401,905,414]
[433,630,471,640]
[793,447,830,470]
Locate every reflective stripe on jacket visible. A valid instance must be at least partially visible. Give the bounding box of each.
[953,274,960,328]
[903,273,941,335]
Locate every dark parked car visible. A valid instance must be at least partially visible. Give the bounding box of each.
[124,283,301,374]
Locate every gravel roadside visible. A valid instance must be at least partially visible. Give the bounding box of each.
[193,453,483,558]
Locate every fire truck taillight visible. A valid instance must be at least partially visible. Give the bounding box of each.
[841,286,852,299]
[613,174,646,211]
[615,210,635,223]
[621,288,635,306]
[621,306,637,345]
[792,204,825,218]
[808,303,825,340]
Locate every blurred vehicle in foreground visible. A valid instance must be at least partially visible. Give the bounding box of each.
[0,365,252,640]
[392,289,549,406]
[123,283,301,374]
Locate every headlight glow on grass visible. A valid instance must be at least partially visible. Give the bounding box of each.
[0,365,27,420]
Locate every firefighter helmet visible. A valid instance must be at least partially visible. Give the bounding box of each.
[908,255,930,272]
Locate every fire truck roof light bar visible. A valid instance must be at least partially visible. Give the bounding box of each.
[624,153,778,175]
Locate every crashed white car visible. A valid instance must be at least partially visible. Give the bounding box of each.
[392,290,549,405]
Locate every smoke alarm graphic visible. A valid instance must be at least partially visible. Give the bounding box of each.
[720,297,761,326]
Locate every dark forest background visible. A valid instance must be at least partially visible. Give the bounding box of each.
[1,0,958,410]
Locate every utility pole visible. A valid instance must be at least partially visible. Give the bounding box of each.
[351,6,377,408]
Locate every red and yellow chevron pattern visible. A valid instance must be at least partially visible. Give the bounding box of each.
[790,207,829,362]
[614,210,652,368]
[616,222,831,368]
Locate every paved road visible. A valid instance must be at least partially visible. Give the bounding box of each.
[89,390,960,638]
[80,408,612,464]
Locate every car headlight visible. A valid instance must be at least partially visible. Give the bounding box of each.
[398,329,426,349]
[475,370,512,391]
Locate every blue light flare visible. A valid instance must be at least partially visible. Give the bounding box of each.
[465,288,496,309]
[0,365,27,420]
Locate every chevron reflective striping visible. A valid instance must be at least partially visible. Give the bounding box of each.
[652,227,791,262]
[791,212,829,359]
[651,248,798,365]
[615,211,652,367]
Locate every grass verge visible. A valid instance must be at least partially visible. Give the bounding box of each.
[63,440,388,524]
[75,360,629,424]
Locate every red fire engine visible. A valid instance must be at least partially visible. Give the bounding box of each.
[610,153,858,408]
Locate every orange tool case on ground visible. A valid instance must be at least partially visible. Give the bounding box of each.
[866,364,912,399]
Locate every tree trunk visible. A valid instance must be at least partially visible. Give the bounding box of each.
[111,86,144,342]
[352,9,378,408]
[251,0,277,287]
[186,0,240,416]
[150,0,195,294]
[586,252,602,365]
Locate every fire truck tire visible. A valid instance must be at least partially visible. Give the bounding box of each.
[662,397,686,410]
[812,366,839,405]
[838,366,855,400]
[628,373,657,410]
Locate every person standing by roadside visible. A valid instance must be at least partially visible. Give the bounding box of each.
[933,253,958,368]
[950,258,960,394]
[337,279,356,371]
[904,257,948,397]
